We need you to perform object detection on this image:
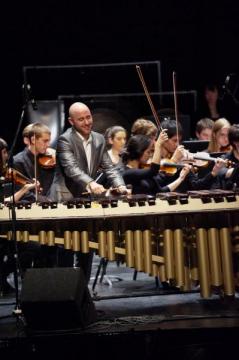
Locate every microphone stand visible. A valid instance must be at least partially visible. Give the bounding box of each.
[6,84,36,317]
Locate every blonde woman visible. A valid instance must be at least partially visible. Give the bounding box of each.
[207,118,231,153]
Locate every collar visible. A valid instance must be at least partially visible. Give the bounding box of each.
[76,131,92,144]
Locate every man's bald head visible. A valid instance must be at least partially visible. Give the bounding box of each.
[69,102,90,118]
[68,102,93,139]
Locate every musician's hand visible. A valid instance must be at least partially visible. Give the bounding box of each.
[157,129,168,145]
[171,145,185,163]
[211,158,227,176]
[179,164,191,180]
[88,181,106,194]
[24,179,41,192]
[114,185,129,195]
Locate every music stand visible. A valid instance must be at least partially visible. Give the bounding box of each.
[182,140,209,153]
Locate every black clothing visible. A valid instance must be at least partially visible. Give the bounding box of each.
[13,147,55,200]
[155,165,221,193]
[122,163,170,195]
[222,152,239,189]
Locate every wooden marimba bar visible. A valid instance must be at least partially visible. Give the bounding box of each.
[0,190,239,298]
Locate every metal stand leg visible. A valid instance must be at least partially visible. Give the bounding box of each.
[92,257,122,292]
[92,257,105,292]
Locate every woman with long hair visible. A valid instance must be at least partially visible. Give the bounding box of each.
[207,118,231,153]
[121,131,190,195]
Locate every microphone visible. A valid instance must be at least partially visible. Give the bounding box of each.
[224,74,231,91]
[22,83,38,111]
[220,74,231,100]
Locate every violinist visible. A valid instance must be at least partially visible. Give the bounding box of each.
[0,137,41,295]
[13,123,55,201]
[131,118,158,140]
[131,118,158,160]
[220,124,239,289]
[221,124,239,189]
[158,119,187,162]
[0,138,37,202]
[120,131,191,195]
[207,118,231,153]
[153,119,227,192]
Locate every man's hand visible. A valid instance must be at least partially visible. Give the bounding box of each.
[108,185,129,196]
[116,185,129,195]
[88,181,106,194]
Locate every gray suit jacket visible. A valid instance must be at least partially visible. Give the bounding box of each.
[49,127,124,201]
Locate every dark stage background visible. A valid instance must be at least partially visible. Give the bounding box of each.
[1,0,239,151]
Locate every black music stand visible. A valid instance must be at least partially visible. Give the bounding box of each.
[182,140,209,153]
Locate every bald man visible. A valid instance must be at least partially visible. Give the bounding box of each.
[49,102,127,279]
[50,102,126,201]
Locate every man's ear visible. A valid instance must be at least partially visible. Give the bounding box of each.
[108,138,113,145]
[195,132,200,139]
[29,135,35,145]
[68,117,73,126]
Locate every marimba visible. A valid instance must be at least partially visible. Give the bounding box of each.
[1,189,239,298]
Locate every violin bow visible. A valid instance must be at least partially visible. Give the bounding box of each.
[172,71,180,147]
[136,65,163,131]
[33,131,38,202]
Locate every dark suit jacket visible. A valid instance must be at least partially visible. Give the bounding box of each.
[13,147,55,200]
[49,127,124,201]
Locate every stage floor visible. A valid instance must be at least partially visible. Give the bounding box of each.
[1,255,239,359]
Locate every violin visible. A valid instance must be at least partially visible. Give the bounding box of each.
[182,151,234,169]
[220,144,232,153]
[141,159,197,175]
[159,159,197,175]
[4,167,35,186]
[38,148,56,169]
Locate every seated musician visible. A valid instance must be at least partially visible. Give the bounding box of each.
[0,138,38,202]
[0,138,40,294]
[195,118,214,141]
[13,123,55,202]
[120,131,191,195]
[94,126,128,188]
[220,124,239,289]
[104,125,127,165]
[131,118,158,140]
[186,117,231,190]
[155,119,227,192]
[221,124,239,189]
[130,118,158,163]
[207,118,231,153]
[13,124,58,269]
